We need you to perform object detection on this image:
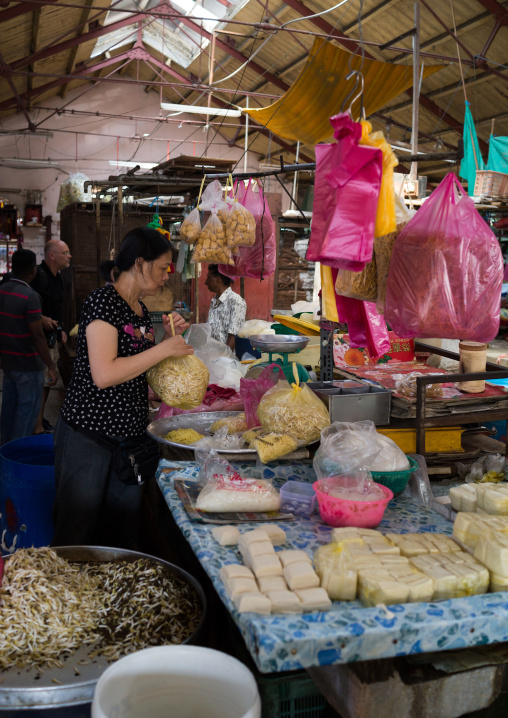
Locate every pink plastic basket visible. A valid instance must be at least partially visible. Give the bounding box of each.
[313,480,393,528]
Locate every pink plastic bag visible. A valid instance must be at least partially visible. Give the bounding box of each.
[240,363,282,428]
[219,180,276,279]
[307,114,382,270]
[385,173,503,342]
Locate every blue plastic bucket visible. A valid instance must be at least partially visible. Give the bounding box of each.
[0,434,55,553]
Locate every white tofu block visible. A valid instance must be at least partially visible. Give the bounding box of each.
[277,549,312,568]
[411,552,489,600]
[224,577,258,600]
[358,572,410,607]
[449,485,477,513]
[258,575,287,594]
[474,532,508,578]
[240,529,270,546]
[490,572,508,593]
[267,589,302,614]
[241,540,275,559]
[211,525,241,546]
[261,524,287,546]
[295,588,332,612]
[284,561,320,591]
[251,553,283,578]
[233,591,271,614]
[219,564,254,582]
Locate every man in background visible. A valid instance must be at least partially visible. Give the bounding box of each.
[0,250,57,445]
[205,264,246,351]
[30,239,71,433]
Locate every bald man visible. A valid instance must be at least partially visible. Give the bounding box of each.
[30,239,72,433]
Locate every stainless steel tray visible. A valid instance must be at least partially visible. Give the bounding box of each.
[248,334,310,354]
[0,546,206,711]
[147,411,253,454]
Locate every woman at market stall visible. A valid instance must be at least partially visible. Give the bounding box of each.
[51,227,193,549]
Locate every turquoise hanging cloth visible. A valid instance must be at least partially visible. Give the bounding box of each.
[487,135,508,173]
[459,102,485,196]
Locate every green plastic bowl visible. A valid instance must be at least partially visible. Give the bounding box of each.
[370,456,418,495]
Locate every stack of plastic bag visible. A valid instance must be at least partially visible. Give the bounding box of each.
[186,323,247,391]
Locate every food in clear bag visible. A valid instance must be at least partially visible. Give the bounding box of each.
[56,172,91,212]
[195,448,280,512]
[163,428,205,445]
[179,208,201,244]
[146,353,209,410]
[252,432,298,464]
[313,421,379,479]
[394,372,443,399]
[334,257,377,302]
[194,425,246,451]
[257,379,330,446]
[226,201,256,251]
[191,213,234,265]
[237,319,275,337]
[210,412,248,434]
[385,173,503,342]
[370,434,409,472]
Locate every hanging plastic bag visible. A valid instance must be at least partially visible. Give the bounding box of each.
[219,180,276,279]
[359,122,398,238]
[306,114,382,271]
[334,257,377,302]
[180,208,201,244]
[225,190,256,251]
[335,294,390,358]
[56,172,91,212]
[257,378,330,446]
[146,353,209,409]
[385,173,503,342]
[191,212,234,265]
[240,363,282,428]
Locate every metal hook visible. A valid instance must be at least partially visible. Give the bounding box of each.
[340,70,365,120]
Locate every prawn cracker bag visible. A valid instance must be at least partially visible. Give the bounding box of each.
[257,380,330,446]
[180,208,201,244]
[147,354,209,409]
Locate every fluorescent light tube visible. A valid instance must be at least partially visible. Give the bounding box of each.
[161,103,241,117]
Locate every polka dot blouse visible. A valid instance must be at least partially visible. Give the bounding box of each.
[61,284,155,438]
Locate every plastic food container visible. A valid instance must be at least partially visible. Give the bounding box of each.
[313,479,393,528]
[280,481,316,517]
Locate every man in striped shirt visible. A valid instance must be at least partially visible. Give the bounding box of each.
[0,250,57,445]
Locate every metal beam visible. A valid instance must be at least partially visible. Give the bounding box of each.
[477,18,503,63]
[60,0,99,98]
[473,0,508,21]
[27,5,41,99]
[0,0,59,25]
[0,51,34,129]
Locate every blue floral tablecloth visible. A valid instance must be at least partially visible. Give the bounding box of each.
[156,460,508,673]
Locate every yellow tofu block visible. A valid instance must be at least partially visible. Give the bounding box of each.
[474,532,508,578]
[386,532,461,558]
[453,512,508,549]
[314,544,358,601]
[358,572,410,607]
[477,485,508,516]
[489,572,508,593]
[410,552,489,600]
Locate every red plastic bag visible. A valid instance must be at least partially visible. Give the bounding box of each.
[219,180,276,279]
[385,173,503,342]
[240,363,282,428]
[306,114,382,271]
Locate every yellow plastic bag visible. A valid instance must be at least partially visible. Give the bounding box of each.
[257,379,330,446]
[360,121,397,238]
[147,354,209,409]
[335,256,377,302]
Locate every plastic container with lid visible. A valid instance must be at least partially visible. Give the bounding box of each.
[458,341,487,393]
[279,480,316,517]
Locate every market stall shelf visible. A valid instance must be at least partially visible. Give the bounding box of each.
[157,461,508,674]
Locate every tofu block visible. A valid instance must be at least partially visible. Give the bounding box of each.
[295,588,332,612]
[411,551,489,600]
[313,544,357,601]
[257,575,287,594]
[362,535,400,555]
[490,572,508,593]
[331,527,382,541]
[277,549,312,568]
[284,561,320,591]
[261,524,287,546]
[251,553,283,578]
[449,484,477,513]
[267,589,302,614]
[474,531,508,578]
[453,512,508,550]
[219,564,254,582]
[476,484,508,516]
[240,540,275,562]
[211,525,241,546]
[240,529,270,546]
[385,532,461,558]
[233,591,271,614]
[224,577,258,600]
[358,571,410,607]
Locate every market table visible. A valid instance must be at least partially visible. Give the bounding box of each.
[155,459,508,675]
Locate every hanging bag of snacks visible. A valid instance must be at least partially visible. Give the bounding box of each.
[191,179,234,265]
[334,257,378,302]
[180,207,201,244]
[225,179,256,252]
[385,173,503,342]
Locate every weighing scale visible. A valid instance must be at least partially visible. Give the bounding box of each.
[246,334,311,382]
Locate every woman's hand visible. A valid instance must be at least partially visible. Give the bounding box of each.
[162,312,189,337]
[161,335,194,358]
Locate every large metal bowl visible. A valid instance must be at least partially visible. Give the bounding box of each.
[248,334,310,354]
[147,411,253,454]
[0,546,206,711]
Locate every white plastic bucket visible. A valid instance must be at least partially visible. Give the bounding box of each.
[92,645,261,718]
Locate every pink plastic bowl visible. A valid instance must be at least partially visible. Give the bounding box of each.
[312,479,393,528]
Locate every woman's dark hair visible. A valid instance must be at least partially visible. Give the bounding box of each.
[112,227,173,273]
[208,264,232,287]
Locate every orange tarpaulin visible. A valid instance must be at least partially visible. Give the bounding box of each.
[245,39,444,146]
